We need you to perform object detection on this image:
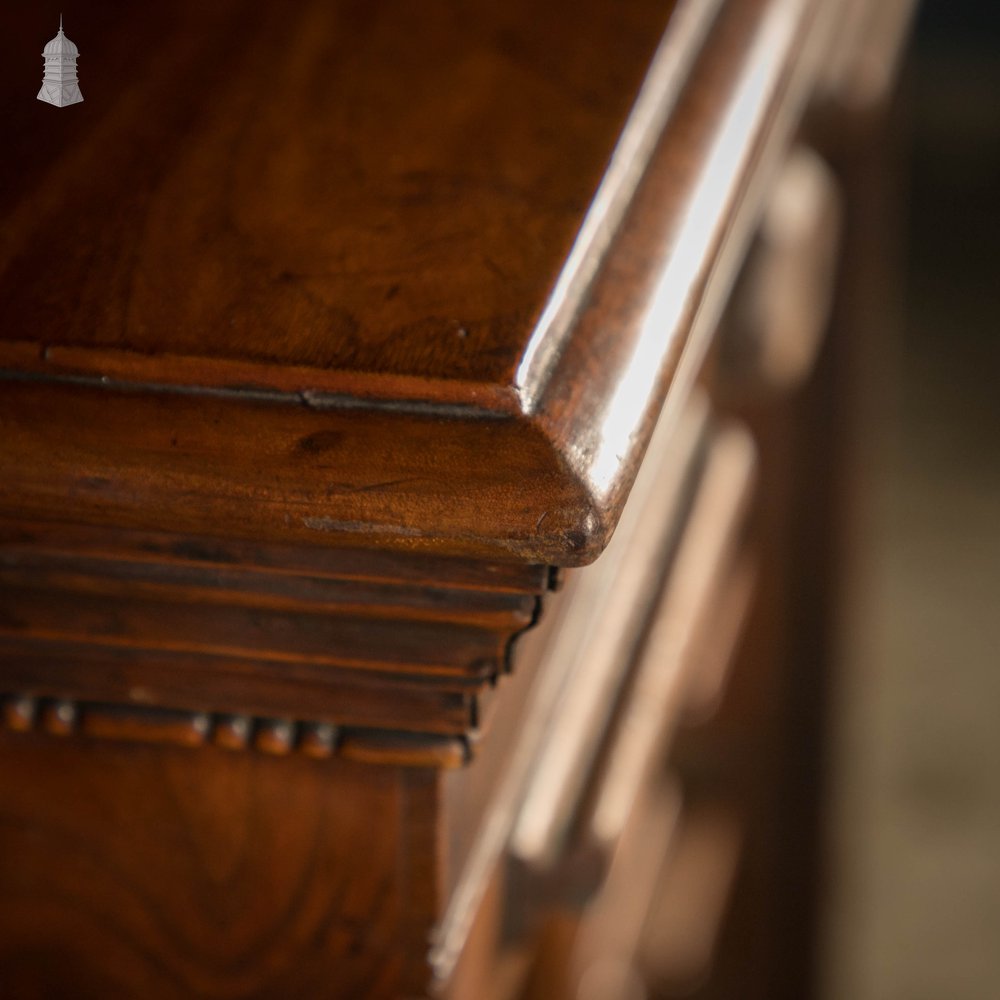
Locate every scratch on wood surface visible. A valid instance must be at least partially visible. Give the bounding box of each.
[322,478,428,496]
[302,516,423,537]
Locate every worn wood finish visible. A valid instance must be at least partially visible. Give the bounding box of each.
[0,0,843,563]
[0,381,595,563]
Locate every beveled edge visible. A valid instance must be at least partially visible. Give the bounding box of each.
[0,0,841,568]
[513,0,725,409]
[519,0,839,564]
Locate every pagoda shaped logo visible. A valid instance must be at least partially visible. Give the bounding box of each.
[38,16,83,108]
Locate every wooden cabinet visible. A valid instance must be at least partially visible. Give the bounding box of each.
[0,1,914,996]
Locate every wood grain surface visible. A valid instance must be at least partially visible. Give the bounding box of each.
[0,733,441,998]
[0,0,840,562]
[0,0,672,383]
[0,1,913,997]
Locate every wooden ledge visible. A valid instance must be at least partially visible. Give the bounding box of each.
[1,0,838,564]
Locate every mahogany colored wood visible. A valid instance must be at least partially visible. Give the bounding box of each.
[0,0,675,384]
[0,0,843,564]
[0,0,917,997]
[0,521,550,758]
[0,733,440,999]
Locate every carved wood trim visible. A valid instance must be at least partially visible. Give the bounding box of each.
[0,693,469,769]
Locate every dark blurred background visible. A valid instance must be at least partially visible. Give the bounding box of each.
[822,2,1000,997]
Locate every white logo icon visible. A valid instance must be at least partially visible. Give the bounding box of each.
[38,15,83,108]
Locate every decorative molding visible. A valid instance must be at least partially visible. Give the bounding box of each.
[0,694,469,769]
[0,522,549,769]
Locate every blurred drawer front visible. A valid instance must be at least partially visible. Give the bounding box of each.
[434,394,758,999]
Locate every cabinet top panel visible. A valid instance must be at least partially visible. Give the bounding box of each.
[0,0,847,562]
[1,0,675,395]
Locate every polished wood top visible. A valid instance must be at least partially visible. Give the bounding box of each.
[0,0,673,391]
[0,0,839,562]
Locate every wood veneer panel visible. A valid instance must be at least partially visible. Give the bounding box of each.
[0,734,441,998]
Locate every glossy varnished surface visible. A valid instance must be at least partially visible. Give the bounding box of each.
[0,0,839,562]
[0,1,916,994]
[0,0,672,386]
